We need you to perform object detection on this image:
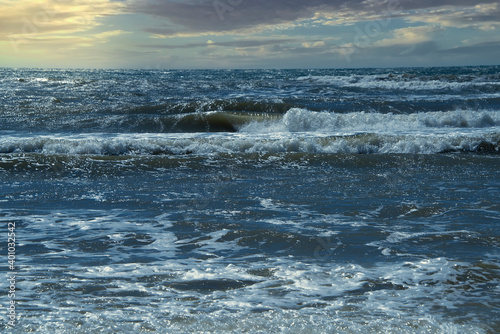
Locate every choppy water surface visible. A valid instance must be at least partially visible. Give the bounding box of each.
[1,67,499,333]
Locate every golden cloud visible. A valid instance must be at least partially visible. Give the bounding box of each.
[374,26,438,47]
[0,0,125,52]
[302,40,326,48]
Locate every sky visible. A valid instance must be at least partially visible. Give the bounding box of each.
[1,0,500,69]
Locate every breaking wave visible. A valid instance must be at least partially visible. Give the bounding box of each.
[240,108,500,133]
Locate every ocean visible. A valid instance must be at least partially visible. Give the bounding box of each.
[1,66,499,333]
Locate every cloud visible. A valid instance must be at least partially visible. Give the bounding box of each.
[129,0,500,37]
[129,0,328,36]
[374,26,438,47]
[2,0,499,68]
[94,30,129,40]
[302,41,326,48]
[0,0,125,51]
[406,3,500,30]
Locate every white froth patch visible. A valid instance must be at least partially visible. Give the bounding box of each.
[240,108,500,134]
[181,264,256,282]
[10,244,497,333]
[100,266,114,273]
[154,213,174,228]
[145,232,177,252]
[67,219,91,230]
[187,229,245,256]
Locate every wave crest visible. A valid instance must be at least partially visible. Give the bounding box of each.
[240,108,500,133]
[1,132,498,156]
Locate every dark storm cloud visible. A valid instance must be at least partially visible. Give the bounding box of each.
[128,0,500,35]
[129,0,327,33]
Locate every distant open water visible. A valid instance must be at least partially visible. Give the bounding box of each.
[1,67,499,333]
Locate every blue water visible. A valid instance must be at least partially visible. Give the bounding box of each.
[1,67,499,333]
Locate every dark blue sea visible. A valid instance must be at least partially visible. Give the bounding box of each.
[1,67,499,333]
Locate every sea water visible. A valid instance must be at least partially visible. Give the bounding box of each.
[0,67,499,333]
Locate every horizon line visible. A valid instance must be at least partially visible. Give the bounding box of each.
[2,63,499,72]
